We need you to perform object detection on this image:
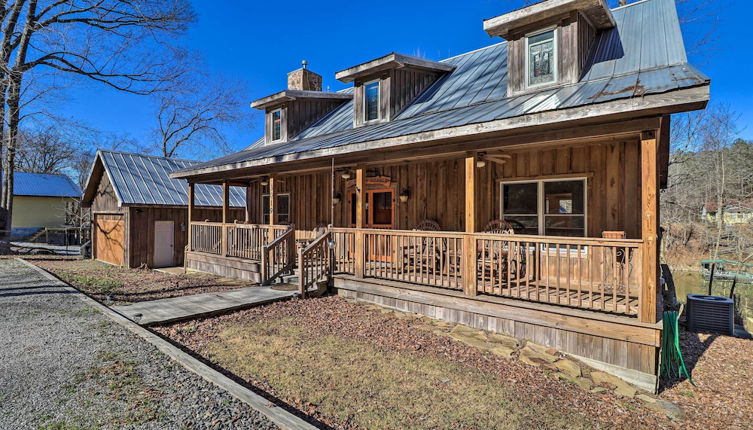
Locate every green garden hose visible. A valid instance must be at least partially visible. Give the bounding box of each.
[661,310,694,385]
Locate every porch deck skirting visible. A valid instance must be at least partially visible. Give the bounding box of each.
[185,251,262,282]
[334,275,661,392]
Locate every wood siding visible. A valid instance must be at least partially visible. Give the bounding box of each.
[128,206,243,268]
[246,139,642,239]
[389,68,441,118]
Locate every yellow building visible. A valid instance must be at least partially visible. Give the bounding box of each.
[10,172,82,239]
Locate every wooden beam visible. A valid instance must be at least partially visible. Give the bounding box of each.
[464,154,477,296]
[355,167,365,279]
[187,182,194,253]
[640,130,659,324]
[268,176,277,242]
[222,181,229,257]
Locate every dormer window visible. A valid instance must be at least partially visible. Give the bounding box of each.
[364,80,381,122]
[271,109,283,142]
[526,29,556,87]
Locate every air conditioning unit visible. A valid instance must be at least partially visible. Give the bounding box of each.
[686,294,734,335]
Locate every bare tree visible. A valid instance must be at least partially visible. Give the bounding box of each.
[155,75,250,158]
[16,126,77,173]
[0,0,195,230]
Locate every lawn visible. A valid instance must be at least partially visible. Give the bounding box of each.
[30,258,253,304]
[157,296,675,430]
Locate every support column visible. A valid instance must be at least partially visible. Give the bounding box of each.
[187,182,194,253]
[354,167,365,278]
[464,153,477,296]
[268,176,277,242]
[222,180,229,256]
[640,130,659,323]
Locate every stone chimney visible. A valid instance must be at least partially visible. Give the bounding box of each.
[287,60,322,91]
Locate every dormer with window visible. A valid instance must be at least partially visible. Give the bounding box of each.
[336,53,455,127]
[251,64,352,144]
[484,0,615,96]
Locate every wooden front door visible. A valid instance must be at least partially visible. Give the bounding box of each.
[350,189,395,262]
[94,214,125,266]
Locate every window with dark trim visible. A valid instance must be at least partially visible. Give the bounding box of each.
[501,178,586,237]
[262,193,290,224]
[363,80,380,122]
[271,109,282,141]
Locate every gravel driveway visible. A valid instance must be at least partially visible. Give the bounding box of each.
[0,259,277,429]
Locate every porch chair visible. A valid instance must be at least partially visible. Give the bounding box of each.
[403,219,444,275]
[477,219,529,290]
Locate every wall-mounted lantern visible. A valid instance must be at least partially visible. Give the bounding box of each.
[260,176,270,186]
[399,188,410,203]
[476,152,487,168]
[332,193,342,205]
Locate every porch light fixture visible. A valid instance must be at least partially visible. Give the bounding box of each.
[332,193,341,205]
[399,188,410,203]
[260,176,269,186]
[341,171,351,180]
[476,152,487,168]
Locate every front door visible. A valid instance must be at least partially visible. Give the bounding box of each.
[153,221,174,267]
[350,189,395,262]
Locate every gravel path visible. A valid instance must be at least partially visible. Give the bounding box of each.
[0,259,277,429]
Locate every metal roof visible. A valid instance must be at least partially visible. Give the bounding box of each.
[12,172,82,198]
[178,0,708,176]
[97,150,245,207]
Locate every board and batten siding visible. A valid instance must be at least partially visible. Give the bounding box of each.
[246,139,642,239]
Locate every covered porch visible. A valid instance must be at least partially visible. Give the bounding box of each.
[183,119,664,324]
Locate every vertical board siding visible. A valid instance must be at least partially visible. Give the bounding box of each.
[246,139,642,239]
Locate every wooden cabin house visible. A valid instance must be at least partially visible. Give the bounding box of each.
[171,0,710,391]
[82,150,245,268]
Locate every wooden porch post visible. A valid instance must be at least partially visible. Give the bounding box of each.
[222,180,229,257]
[187,182,194,253]
[244,183,250,222]
[268,176,277,242]
[354,167,365,279]
[464,153,478,296]
[640,130,660,323]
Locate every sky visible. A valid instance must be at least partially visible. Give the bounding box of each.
[61,0,753,158]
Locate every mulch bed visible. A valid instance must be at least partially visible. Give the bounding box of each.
[156,296,678,430]
[30,259,252,304]
[660,330,753,429]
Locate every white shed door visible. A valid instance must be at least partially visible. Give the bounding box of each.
[153,221,174,267]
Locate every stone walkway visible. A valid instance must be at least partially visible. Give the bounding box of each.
[112,285,295,325]
[0,259,277,429]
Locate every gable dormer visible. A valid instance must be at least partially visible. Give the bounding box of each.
[484,0,615,96]
[335,53,455,127]
[251,63,352,144]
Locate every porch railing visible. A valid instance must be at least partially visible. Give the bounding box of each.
[298,231,332,297]
[329,228,645,318]
[261,227,296,284]
[189,222,289,260]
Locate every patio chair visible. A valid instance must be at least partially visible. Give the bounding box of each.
[404,219,444,276]
[478,219,530,288]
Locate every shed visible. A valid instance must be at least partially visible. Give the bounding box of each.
[81,150,246,268]
[8,172,82,239]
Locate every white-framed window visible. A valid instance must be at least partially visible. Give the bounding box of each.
[262,193,290,224]
[270,108,283,142]
[363,80,381,122]
[525,28,557,88]
[500,178,587,237]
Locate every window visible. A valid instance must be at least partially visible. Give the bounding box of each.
[501,178,586,237]
[526,29,556,87]
[270,109,282,141]
[363,80,380,122]
[262,193,290,224]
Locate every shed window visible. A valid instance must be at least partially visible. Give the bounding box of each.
[526,30,556,87]
[501,178,586,237]
[270,109,282,141]
[262,193,290,224]
[364,80,380,122]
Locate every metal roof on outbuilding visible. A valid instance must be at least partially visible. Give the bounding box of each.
[176,0,709,177]
[12,172,82,198]
[88,150,245,207]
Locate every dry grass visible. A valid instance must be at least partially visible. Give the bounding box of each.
[30,259,252,304]
[158,297,673,430]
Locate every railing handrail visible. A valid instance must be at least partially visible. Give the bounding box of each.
[301,230,330,255]
[262,224,296,251]
[329,227,643,246]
